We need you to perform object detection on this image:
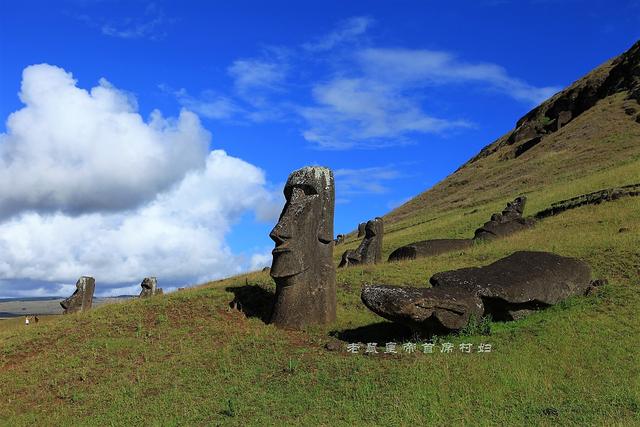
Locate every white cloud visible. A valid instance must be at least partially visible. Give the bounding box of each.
[0,150,281,294]
[0,64,209,219]
[164,86,242,120]
[303,16,374,52]
[334,165,405,196]
[100,2,168,41]
[228,59,287,95]
[301,78,470,149]
[358,48,560,105]
[249,252,272,271]
[0,64,282,298]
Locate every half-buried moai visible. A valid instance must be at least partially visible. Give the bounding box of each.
[473,196,534,240]
[139,277,163,298]
[339,217,384,268]
[269,166,336,329]
[60,276,95,314]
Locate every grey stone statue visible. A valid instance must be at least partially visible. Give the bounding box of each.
[474,196,534,240]
[339,217,383,268]
[269,166,336,329]
[357,222,366,237]
[60,276,95,314]
[139,277,163,298]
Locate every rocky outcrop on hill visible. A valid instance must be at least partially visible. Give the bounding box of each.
[472,40,640,161]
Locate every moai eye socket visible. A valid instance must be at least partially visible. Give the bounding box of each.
[284,184,318,200]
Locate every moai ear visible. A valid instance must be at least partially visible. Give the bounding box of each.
[317,169,335,244]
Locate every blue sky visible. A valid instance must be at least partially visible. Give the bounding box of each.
[0,0,638,297]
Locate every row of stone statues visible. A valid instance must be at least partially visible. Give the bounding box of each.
[59,276,162,314]
[267,166,596,334]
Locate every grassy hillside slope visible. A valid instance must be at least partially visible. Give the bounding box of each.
[1,43,639,425]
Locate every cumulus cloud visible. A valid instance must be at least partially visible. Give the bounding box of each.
[0,64,282,298]
[0,64,209,219]
[0,150,281,296]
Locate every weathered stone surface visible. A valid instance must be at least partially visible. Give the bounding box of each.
[361,284,484,333]
[362,251,591,334]
[139,277,163,298]
[357,222,366,237]
[60,276,95,314]
[269,166,336,329]
[339,217,384,268]
[388,239,473,262]
[473,196,535,240]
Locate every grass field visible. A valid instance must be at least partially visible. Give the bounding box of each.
[1,172,638,425]
[1,75,639,424]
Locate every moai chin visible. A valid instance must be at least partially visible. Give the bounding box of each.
[339,217,384,268]
[269,166,336,329]
[139,277,163,298]
[60,276,95,314]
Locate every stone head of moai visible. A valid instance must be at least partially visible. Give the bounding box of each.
[60,276,95,314]
[139,277,163,298]
[357,222,366,237]
[269,166,336,329]
[339,217,384,267]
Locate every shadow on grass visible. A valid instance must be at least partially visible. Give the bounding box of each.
[225,285,274,323]
[330,321,416,343]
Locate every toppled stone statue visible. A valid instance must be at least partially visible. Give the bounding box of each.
[339,217,384,268]
[139,277,163,298]
[473,196,535,240]
[388,197,533,262]
[362,251,591,334]
[388,239,473,262]
[60,276,95,314]
[269,166,336,329]
[357,222,366,237]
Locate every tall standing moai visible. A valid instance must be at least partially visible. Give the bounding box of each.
[139,277,163,298]
[339,217,384,268]
[269,166,336,329]
[60,276,95,314]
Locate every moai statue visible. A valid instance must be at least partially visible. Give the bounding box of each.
[357,222,366,237]
[60,276,95,314]
[339,217,384,268]
[269,166,336,329]
[474,196,534,240]
[139,277,163,298]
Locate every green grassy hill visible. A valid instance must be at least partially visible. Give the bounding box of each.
[1,42,639,425]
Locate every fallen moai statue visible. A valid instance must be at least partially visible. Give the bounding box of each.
[60,276,95,314]
[339,217,383,268]
[269,166,336,329]
[388,239,473,262]
[139,277,163,298]
[388,197,533,262]
[534,184,640,219]
[362,251,593,334]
